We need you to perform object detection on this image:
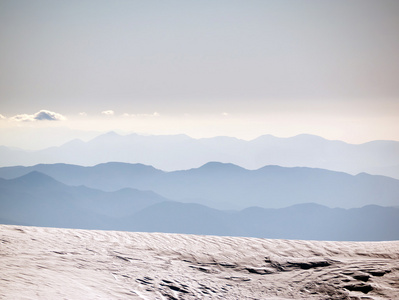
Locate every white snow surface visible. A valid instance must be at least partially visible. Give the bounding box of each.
[1,225,398,299]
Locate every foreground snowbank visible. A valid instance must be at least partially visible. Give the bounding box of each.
[1,225,398,299]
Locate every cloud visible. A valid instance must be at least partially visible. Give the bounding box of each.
[0,114,5,119]
[101,110,115,116]
[34,110,66,121]
[222,112,229,116]
[122,112,160,117]
[10,110,66,122]
[79,112,87,117]
[10,114,35,122]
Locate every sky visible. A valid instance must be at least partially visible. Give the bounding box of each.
[1,0,399,149]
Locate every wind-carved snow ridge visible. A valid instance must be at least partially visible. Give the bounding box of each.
[1,225,398,299]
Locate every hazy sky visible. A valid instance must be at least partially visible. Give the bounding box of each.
[1,0,399,148]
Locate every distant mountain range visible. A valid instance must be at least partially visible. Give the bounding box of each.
[0,170,168,223]
[1,162,398,210]
[0,171,398,241]
[1,132,398,179]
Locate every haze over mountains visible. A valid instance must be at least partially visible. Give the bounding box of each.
[2,1,399,297]
[1,171,398,241]
[1,132,398,241]
[1,162,399,210]
[1,132,399,179]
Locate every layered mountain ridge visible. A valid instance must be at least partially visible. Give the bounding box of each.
[1,167,399,241]
[1,132,398,179]
[1,162,398,210]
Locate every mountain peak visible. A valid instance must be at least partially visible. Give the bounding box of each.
[89,131,122,143]
[198,162,247,172]
[61,139,85,147]
[94,162,163,173]
[104,131,120,136]
[14,171,62,186]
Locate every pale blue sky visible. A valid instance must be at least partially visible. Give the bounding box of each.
[1,0,399,147]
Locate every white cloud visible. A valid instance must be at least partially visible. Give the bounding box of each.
[122,112,160,117]
[10,110,66,122]
[10,114,35,122]
[101,110,115,116]
[222,112,229,116]
[34,110,66,121]
[0,114,5,119]
[79,112,87,116]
